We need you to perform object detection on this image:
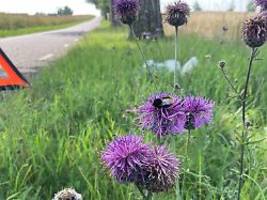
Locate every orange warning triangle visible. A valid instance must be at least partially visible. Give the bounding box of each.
[0,48,29,90]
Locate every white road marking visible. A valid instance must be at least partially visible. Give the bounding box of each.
[39,53,54,61]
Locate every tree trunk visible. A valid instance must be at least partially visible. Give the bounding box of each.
[133,0,164,38]
[110,0,121,26]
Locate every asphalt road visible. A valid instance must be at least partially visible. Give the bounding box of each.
[0,17,101,75]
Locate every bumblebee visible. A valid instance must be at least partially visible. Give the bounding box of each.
[153,96,173,109]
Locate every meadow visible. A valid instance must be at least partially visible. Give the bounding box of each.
[0,15,267,200]
[164,11,252,40]
[0,13,92,37]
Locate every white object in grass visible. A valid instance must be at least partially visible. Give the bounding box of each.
[143,57,198,75]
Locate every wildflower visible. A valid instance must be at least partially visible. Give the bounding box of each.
[242,15,267,48]
[52,188,82,200]
[260,10,267,17]
[138,93,186,137]
[182,96,214,129]
[137,146,180,193]
[114,0,140,25]
[254,0,267,11]
[166,1,190,27]
[101,135,152,183]
[259,10,267,25]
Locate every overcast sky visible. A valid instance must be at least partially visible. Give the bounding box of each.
[0,0,251,15]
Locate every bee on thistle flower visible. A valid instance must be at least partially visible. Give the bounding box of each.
[137,93,186,138]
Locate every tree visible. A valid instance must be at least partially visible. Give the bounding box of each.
[228,0,235,11]
[193,1,202,11]
[133,0,164,38]
[87,0,100,8]
[109,0,121,26]
[86,0,109,20]
[87,0,120,25]
[87,0,164,35]
[57,6,73,16]
[247,1,256,12]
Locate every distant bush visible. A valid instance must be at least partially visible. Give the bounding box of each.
[57,6,74,16]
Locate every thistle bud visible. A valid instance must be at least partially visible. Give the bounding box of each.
[245,121,252,128]
[242,15,267,48]
[218,60,226,69]
[52,188,82,200]
[114,0,140,25]
[166,1,190,27]
[222,25,229,32]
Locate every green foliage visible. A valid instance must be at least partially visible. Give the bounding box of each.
[87,0,109,17]
[247,1,256,12]
[0,23,267,199]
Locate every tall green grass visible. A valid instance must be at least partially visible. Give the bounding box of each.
[0,23,266,199]
[0,13,92,37]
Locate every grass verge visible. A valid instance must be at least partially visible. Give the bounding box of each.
[0,15,93,37]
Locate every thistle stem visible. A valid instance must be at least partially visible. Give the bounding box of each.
[157,135,161,145]
[174,26,179,90]
[181,128,191,197]
[136,184,146,199]
[146,192,153,200]
[220,67,242,100]
[129,24,152,80]
[186,128,191,161]
[237,47,257,200]
[136,184,153,200]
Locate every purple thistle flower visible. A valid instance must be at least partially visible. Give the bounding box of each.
[242,15,267,48]
[260,10,267,24]
[181,96,214,129]
[101,135,152,183]
[114,0,140,25]
[254,0,267,11]
[166,1,190,27]
[138,93,186,137]
[137,146,180,193]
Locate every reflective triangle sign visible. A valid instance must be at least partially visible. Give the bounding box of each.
[0,48,29,91]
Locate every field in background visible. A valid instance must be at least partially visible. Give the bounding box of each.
[0,13,93,37]
[164,12,252,41]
